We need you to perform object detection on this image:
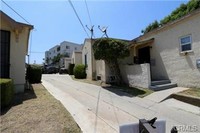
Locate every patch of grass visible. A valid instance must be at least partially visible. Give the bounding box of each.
[71,76,153,98]
[109,85,153,98]
[71,75,102,86]
[179,88,200,98]
[1,84,81,133]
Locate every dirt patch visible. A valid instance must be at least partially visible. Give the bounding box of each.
[178,88,200,98]
[1,84,81,133]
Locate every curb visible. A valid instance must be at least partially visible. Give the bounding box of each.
[170,93,200,107]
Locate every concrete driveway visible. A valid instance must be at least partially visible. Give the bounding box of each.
[42,74,200,133]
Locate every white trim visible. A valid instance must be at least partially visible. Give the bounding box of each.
[179,34,192,52]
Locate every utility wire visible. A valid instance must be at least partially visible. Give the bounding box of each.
[85,0,92,26]
[68,0,90,38]
[30,51,45,53]
[85,0,95,38]
[1,0,31,25]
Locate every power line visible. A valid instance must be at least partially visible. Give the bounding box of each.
[30,52,45,54]
[85,0,92,26]
[1,0,31,25]
[68,0,90,38]
[85,0,95,38]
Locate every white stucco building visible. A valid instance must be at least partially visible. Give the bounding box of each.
[45,41,82,67]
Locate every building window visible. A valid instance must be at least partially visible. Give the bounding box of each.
[64,52,70,57]
[85,54,87,68]
[66,46,70,49]
[57,46,60,52]
[180,35,192,52]
[75,47,77,50]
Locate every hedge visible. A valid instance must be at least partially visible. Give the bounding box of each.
[73,64,86,79]
[68,63,75,75]
[26,65,42,83]
[0,78,14,107]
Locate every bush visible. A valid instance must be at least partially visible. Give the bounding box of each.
[73,64,86,79]
[26,65,42,83]
[68,63,75,75]
[0,78,14,107]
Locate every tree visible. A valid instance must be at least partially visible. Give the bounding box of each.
[142,0,200,33]
[93,38,130,84]
[45,57,50,64]
[52,54,63,64]
[141,20,159,34]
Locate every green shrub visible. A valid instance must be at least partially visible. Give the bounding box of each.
[68,63,75,75]
[26,65,42,83]
[0,78,14,107]
[73,64,86,79]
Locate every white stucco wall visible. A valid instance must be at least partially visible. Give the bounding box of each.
[48,45,59,64]
[139,12,200,88]
[45,41,82,65]
[60,41,82,58]
[120,64,151,88]
[1,18,31,93]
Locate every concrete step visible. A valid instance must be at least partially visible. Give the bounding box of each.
[151,80,171,86]
[150,83,177,91]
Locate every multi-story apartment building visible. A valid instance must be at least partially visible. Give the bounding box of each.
[45,41,82,67]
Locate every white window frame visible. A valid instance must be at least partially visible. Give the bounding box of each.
[179,34,192,53]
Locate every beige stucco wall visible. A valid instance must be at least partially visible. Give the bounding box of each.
[82,39,108,81]
[64,58,71,69]
[72,52,82,65]
[95,60,108,82]
[139,13,200,88]
[120,64,151,88]
[82,39,93,79]
[1,19,30,93]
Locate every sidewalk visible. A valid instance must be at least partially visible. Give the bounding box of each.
[144,87,188,103]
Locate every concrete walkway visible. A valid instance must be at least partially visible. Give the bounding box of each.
[144,87,189,103]
[42,74,200,133]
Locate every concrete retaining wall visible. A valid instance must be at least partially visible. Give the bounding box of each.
[120,63,151,88]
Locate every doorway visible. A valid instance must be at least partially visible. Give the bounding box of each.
[138,46,150,64]
[0,30,10,78]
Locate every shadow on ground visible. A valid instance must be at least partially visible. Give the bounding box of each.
[1,84,37,115]
[102,84,148,98]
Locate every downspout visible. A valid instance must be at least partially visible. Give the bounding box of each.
[26,26,33,64]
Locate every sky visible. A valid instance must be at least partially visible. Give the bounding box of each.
[1,0,188,64]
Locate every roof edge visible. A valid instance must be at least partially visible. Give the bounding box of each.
[0,10,34,29]
[133,8,200,41]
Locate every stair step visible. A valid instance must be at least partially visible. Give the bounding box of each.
[151,80,171,86]
[150,83,177,91]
